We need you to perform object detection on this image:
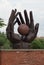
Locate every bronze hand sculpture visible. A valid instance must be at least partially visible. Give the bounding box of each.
[6,9,39,49]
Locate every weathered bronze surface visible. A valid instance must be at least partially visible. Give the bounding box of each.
[6,9,39,49]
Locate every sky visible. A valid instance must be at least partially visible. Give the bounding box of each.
[0,0,44,37]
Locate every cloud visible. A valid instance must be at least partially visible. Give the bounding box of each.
[0,0,12,20]
[0,0,44,37]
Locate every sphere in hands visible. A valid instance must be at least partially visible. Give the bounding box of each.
[18,24,29,35]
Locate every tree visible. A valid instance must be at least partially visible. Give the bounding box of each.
[0,18,6,27]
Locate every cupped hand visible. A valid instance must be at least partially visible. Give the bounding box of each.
[6,9,39,48]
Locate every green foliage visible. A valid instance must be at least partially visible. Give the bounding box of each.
[0,32,44,49]
[0,18,6,27]
[31,38,44,49]
[0,32,12,49]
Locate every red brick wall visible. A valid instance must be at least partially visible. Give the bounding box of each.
[0,50,44,65]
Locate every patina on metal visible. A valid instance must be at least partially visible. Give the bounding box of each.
[6,9,39,49]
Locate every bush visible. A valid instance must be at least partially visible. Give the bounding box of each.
[0,32,44,49]
[31,38,44,49]
[0,32,12,49]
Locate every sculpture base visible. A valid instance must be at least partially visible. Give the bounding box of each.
[12,42,31,49]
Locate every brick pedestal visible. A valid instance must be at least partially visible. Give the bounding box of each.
[0,49,44,65]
